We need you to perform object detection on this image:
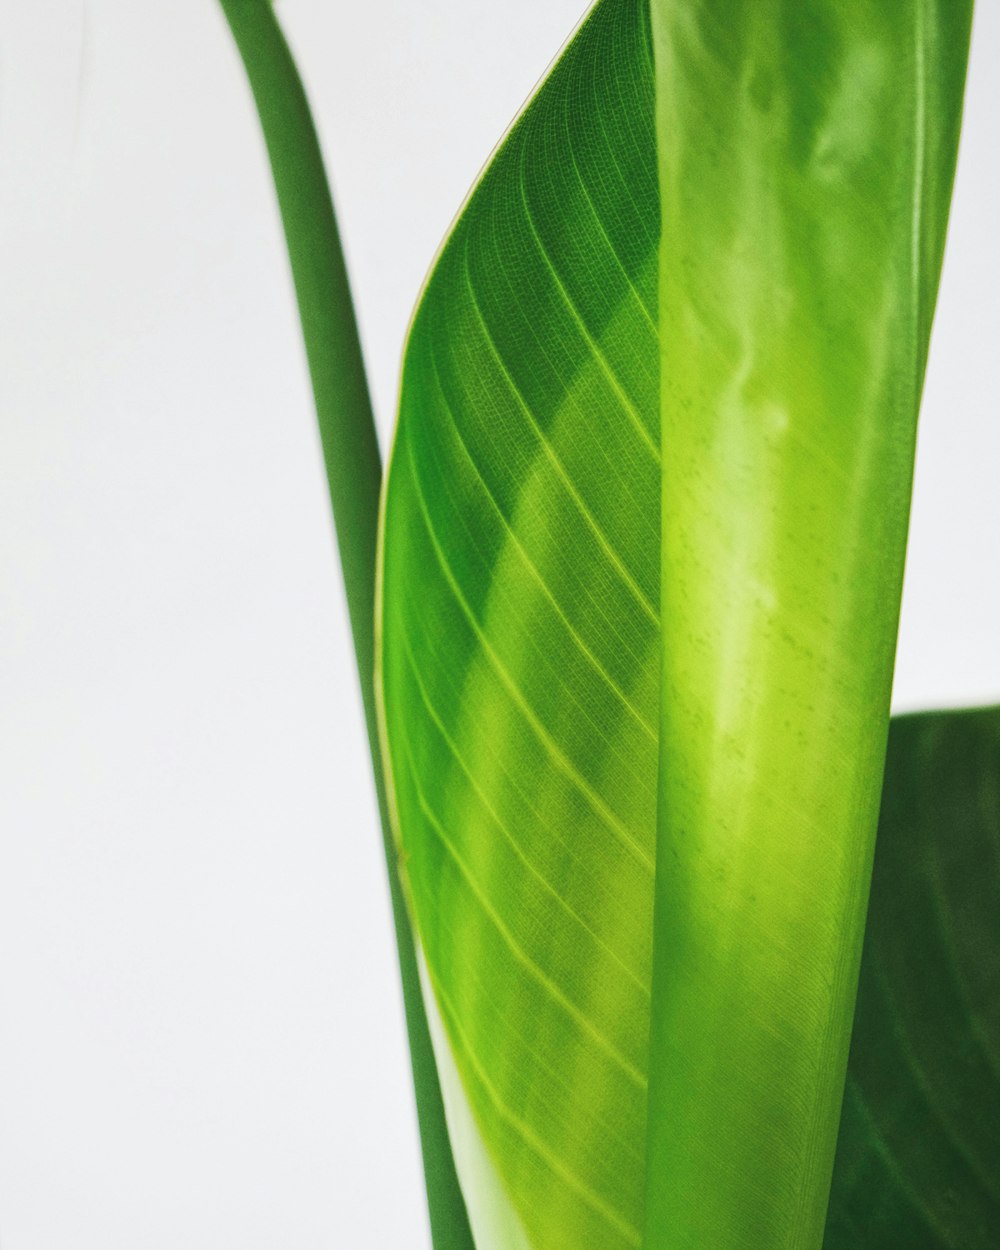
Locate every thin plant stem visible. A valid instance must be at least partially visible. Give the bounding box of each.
[217,4,473,1245]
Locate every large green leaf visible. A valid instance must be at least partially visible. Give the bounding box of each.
[828,707,1000,1249]
[376,1,974,1248]
[379,5,659,1245]
[644,4,972,1245]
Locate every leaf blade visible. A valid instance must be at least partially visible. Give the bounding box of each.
[644,3,973,1245]
[378,3,660,1246]
[377,2,977,1248]
[828,706,1000,1250]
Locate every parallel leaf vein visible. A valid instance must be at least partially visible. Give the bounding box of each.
[426,349,657,738]
[400,737,646,1087]
[462,243,660,626]
[430,971,643,1247]
[397,623,649,993]
[405,431,654,872]
[517,154,659,462]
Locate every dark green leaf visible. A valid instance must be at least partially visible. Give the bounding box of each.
[828,707,1000,1250]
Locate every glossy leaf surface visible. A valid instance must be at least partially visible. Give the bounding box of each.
[376,1,975,1247]
[645,3,972,1245]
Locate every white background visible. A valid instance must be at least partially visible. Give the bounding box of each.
[0,2,997,1247]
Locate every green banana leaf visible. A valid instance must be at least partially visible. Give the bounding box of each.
[376,0,980,1247]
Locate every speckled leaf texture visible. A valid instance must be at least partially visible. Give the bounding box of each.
[376,2,986,1248]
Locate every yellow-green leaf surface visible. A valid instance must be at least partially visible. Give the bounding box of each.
[376,1,973,1247]
[644,3,971,1246]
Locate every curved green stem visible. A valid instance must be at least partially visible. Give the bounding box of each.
[217,4,473,1245]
